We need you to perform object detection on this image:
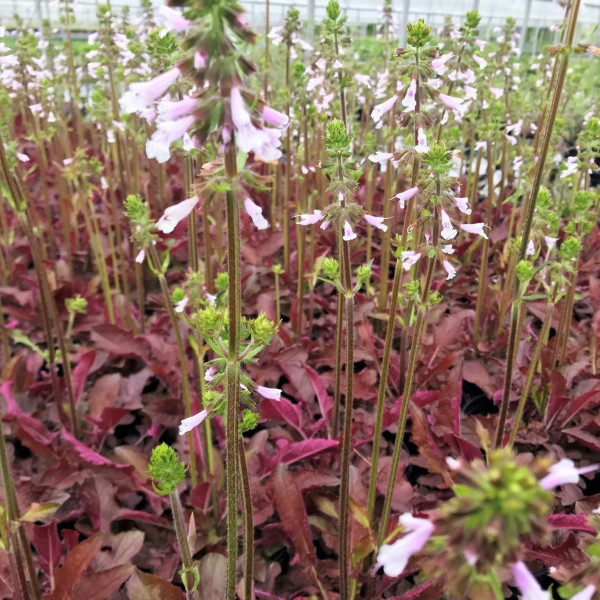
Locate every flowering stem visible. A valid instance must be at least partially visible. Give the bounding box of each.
[147,245,198,488]
[332,237,344,437]
[224,181,242,599]
[379,254,435,546]
[508,284,557,448]
[494,0,581,449]
[169,491,200,600]
[238,436,254,600]
[336,156,354,600]
[283,46,292,271]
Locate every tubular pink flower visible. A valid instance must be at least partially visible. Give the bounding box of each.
[155,195,199,234]
[364,214,388,232]
[473,54,487,69]
[205,366,217,382]
[158,5,190,31]
[262,105,289,129]
[135,249,145,264]
[157,96,198,122]
[343,221,357,241]
[146,114,195,163]
[369,151,394,163]
[460,223,489,239]
[257,386,282,401]
[454,196,472,215]
[571,585,596,600]
[175,296,189,313]
[355,73,370,87]
[244,197,269,230]
[441,244,454,255]
[179,410,208,435]
[394,186,419,209]
[320,220,331,230]
[432,52,454,74]
[443,260,457,280]
[415,128,429,153]
[17,152,30,162]
[295,210,324,226]
[307,75,325,92]
[539,458,598,490]
[120,67,180,114]
[231,87,283,162]
[544,236,558,250]
[401,79,417,112]
[371,94,398,122]
[376,513,434,578]
[194,51,207,69]
[512,562,550,600]
[441,209,458,240]
[439,93,463,111]
[526,239,535,256]
[401,251,421,271]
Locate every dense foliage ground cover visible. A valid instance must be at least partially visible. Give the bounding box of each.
[1,0,600,599]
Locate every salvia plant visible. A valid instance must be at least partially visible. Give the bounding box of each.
[0,0,599,599]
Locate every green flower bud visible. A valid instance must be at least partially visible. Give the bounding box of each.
[124,194,149,223]
[148,443,187,495]
[322,257,340,279]
[248,312,277,346]
[325,119,352,153]
[65,295,87,314]
[326,0,341,21]
[574,190,594,212]
[465,10,481,29]
[272,264,285,276]
[516,260,535,284]
[403,280,420,301]
[195,305,225,335]
[357,264,371,286]
[429,291,443,305]
[425,142,454,175]
[240,409,259,433]
[171,287,186,304]
[406,18,432,48]
[560,236,581,260]
[215,272,229,292]
[536,187,551,209]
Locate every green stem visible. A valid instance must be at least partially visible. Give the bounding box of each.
[379,255,435,546]
[225,185,242,600]
[238,436,254,600]
[494,0,581,449]
[169,491,200,600]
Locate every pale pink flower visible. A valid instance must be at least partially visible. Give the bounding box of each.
[307,75,325,92]
[539,458,598,490]
[343,221,357,241]
[257,386,282,401]
[182,133,195,152]
[446,457,461,470]
[205,366,217,382]
[402,79,417,112]
[320,220,331,230]
[371,95,398,122]
[512,562,550,600]
[473,54,487,69]
[157,96,198,122]
[244,197,269,230]
[263,106,289,129]
[230,87,282,162]
[155,196,199,234]
[146,115,195,163]
[334,59,343,69]
[442,244,454,254]
[460,223,489,239]
[439,93,463,110]
[526,239,535,256]
[315,57,327,71]
[194,51,207,69]
[432,52,454,74]
[16,152,29,162]
[441,210,458,240]
[179,410,208,435]
[135,249,145,263]
[415,128,429,153]
[369,151,394,163]
[295,210,324,226]
[401,251,421,271]
[490,87,504,99]
[454,197,472,215]
[571,585,596,600]
[364,214,388,232]
[443,260,457,280]
[544,236,558,250]
[355,73,371,87]
[376,513,434,578]
[120,67,180,114]
[175,296,189,313]
[157,5,190,31]
[394,187,419,209]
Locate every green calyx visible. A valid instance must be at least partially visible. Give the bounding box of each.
[148,443,188,496]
